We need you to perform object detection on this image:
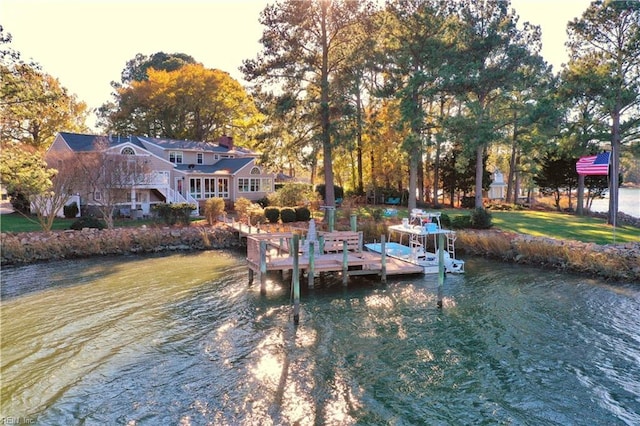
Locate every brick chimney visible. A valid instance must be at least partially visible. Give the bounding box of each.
[218,135,233,150]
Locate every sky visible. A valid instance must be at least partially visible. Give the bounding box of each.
[3,0,592,130]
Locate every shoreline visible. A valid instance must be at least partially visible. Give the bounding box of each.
[2,223,638,283]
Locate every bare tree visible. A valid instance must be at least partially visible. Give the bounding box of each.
[76,138,152,229]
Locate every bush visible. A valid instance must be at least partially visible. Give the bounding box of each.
[264,206,280,223]
[234,197,253,221]
[439,213,451,228]
[461,196,475,209]
[280,207,297,223]
[295,206,311,222]
[470,207,492,229]
[315,184,344,202]
[63,202,79,219]
[152,203,195,226]
[204,198,225,225]
[70,216,105,230]
[255,197,270,208]
[372,208,383,222]
[268,183,315,207]
[451,215,472,229]
[248,205,265,225]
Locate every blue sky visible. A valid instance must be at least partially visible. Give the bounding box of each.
[3,0,591,129]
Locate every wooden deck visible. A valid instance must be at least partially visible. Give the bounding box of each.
[224,219,424,283]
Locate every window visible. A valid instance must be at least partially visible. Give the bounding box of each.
[190,178,201,199]
[217,178,229,198]
[203,178,215,198]
[169,151,183,164]
[250,167,260,175]
[238,177,272,193]
[197,153,203,164]
[121,147,135,155]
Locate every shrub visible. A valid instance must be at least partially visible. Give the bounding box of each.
[63,202,79,219]
[70,216,105,230]
[264,206,280,223]
[295,206,311,222]
[234,197,253,221]
[461,196,475,209]
[268,183,315,207]
[470,207,492,229]
[372,208,383,222]
[152,203,195,226]
[451,215,472,229]
[280,207,297,223]
[315,184,344,202]
[255,197,270,208]
[248,205,265,225]
[204,198,225,225]
[439,213,451,228]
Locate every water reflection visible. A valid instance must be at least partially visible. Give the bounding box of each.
[1,253,639,425]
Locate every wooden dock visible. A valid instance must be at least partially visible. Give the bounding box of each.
[224,217,445,323]
[225,219,423,286]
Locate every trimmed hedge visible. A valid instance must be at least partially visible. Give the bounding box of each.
[280,207,297,223]
[264,206,280,223]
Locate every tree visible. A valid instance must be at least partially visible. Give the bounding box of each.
[30,151,83,231]
[1,26,88,150]
[118,51,197,84]
[74,139,153,229]
[242,0,375,207]
[100,64,262,142]
[0,143,54,213]
[567,0,640,226]
[446,0,543,208]
[534,151,578,211]
[378,0,451,210]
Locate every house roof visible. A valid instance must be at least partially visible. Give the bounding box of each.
[174,158,254,175]
[138,136,255,156]
[57,132,146,151]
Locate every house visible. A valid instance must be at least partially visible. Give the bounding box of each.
[47,132,275,217]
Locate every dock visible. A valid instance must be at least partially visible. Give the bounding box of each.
[224,216,446,323]
[225,219,423,285]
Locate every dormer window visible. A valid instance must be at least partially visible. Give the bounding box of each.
[121,147,135,155]
[169,151,183,164]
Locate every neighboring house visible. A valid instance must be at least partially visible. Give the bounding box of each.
[47,132,275,217]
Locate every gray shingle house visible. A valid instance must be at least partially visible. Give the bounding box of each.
[47,132,274,217]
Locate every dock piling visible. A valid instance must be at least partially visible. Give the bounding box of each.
[437,233,444,308]
[260,240,267,296]
[292,234,300,324]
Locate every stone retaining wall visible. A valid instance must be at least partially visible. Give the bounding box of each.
[1,225,240,266]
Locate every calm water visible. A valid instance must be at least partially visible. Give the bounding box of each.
[590,187,640,218]
[1,251,639,425]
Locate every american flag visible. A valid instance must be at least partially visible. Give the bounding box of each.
[576,152,610,176]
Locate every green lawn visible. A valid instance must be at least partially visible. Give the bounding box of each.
[1,208,638,245]
[0,213,157,233]
[339,207,638,245]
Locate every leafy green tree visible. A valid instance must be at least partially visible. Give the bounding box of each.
[378,0,450,210]
[567,0,640,225]
[534,151,579,211]
[1,26,88,150]
[445,0,543,209]
[242,0,375,208]
[118,51,197,84]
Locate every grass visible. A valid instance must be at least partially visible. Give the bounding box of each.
[335,206,638,245]
[1,207,638,245]
[0,213,157,233]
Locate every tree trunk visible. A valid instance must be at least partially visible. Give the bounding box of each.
[475,144,484,209]
[320,2,335,207]
[608,109,620,227]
